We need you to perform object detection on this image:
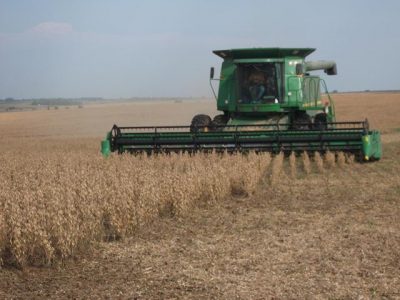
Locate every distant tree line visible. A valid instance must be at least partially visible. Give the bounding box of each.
[0,97,102,105]
[31,99,82,106]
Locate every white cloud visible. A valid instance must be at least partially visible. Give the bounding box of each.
[27,22,74,35]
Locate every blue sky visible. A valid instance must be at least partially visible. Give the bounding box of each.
[0,0,399,98]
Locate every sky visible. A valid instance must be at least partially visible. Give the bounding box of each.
[0,0,399,99]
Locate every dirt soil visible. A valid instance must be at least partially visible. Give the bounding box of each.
[1,93,400,299]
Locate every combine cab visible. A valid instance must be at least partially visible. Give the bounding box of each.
[101,48,381,161]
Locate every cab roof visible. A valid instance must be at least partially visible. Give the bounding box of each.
[213,48,315,59]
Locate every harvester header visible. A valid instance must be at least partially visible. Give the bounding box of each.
[101,47,381,161]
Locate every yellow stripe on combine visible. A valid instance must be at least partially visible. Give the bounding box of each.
[302,100,322,108]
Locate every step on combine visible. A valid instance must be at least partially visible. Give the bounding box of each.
[101,48,381,161]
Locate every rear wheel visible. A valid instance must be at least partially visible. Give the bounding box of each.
[190,114,212,133]
[210,114,229,131]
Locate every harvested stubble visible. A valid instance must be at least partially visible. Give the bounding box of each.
[0,148,270,267]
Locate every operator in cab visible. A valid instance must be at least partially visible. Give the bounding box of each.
[248,70,266,103]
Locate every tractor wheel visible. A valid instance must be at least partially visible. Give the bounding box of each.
[292,113,312,130]
[190,114,212,133]
[313,113,328,130]
[210,114,229,131]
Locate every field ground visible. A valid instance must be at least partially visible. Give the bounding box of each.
[1,93,400,298]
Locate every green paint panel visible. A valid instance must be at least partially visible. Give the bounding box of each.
[215,47,330,117]
[362,131,382,160]
[101,139,111,157]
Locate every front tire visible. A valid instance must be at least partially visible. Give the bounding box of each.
[210,114,229,131]
[313,113,328,130]
[190,114,212,133]
[292,113,312,130]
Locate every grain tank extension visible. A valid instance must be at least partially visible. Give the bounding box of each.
[101,48,381,161]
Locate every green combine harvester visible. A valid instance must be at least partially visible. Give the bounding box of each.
[101,48,381,161]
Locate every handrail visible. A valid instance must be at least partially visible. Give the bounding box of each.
[320,79,336,122]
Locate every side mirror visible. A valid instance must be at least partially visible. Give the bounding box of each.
[210,67,214,79]
[295,63,304,75]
